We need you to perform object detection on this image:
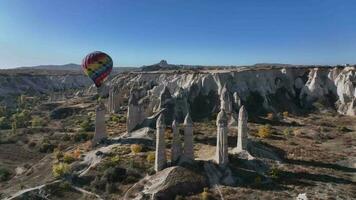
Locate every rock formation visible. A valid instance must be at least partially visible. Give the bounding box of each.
[158,86,175,125]
[108,85,121,113]
[111,66,356,119]
[174,87,189,122]
[127,89,145,134]
[171,120,182,164]
[233,92,242,112]
[92,101,107,144]
[220,84,232,113]
[183,113,194,160]
[215,109,229,166]
[155,114,167,171]
[237,106,248,151]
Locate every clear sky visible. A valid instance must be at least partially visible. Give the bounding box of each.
[0,0,356,68]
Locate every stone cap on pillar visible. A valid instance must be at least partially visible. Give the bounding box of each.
[238,105,248,121]
[183,112,193,126]
[157,113,166,128]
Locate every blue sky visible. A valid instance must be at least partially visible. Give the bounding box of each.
[0,0,356,68]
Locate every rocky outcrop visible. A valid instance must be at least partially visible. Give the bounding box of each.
[111,66,356,124]
[124,166,207,200]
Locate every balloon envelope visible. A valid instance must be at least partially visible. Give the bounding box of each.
[81,51,113,87]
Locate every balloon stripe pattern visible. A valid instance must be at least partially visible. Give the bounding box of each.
[81,51,113,87]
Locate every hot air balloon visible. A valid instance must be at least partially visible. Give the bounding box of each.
[81,51,113,87]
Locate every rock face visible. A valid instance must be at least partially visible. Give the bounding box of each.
[92,101,107,144]
[111,66,356,122]
[124,166,207,200]
[171,120,182,164]
[215,109,229,166]
[237,106,248,151]
[155,114,167,171]
[183,113,194,160]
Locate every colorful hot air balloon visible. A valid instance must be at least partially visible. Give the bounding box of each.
[82,51,113,87]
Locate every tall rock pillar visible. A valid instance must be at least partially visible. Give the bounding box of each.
[183,113,194,160]
[171,120,182,164]
[93,101,107,144]
[155,114,167,171]
[237,106,248,151]
[215,109,229,166]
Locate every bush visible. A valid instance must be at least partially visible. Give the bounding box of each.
[146,152,155,164]
[80,118,94,132]
[31,116,45,128]
[0,167,11,181]
[282,111,289,118]
[130,144,142,154]
[257,125,272,138]
[73,132,93,142]
[39,140,55,153]
[283,128,293,136]
[0,117,11,129]
[59,181,72,191]
[55,150,64,161]
[52,163,70,178]
[12,110,31,128]
[62,134,71,141]
[110,115,120,123]
[103,167,126,183]
[269,166,281,179]
[102,155,121,169]
[63,153,76,164]
[200,187,211,200]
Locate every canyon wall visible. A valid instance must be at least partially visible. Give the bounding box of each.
[110,66,356,122]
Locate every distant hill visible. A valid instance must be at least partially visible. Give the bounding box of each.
[4,63,137,75]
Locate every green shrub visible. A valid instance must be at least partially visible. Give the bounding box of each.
[0,117,11,129]
[110,115,120,123]
[39,140,55,153]
[80,118,94,132]
[63,153,76,164]
[0,167,11,181]
[102,155,121,169]
[12,110,30,128]
[283,128,293,136]
[52,163,70,178]
[73,132,93,142]
[59,181,72,191]
[62,134,71,141]
[31,116,45,128]
[269,166,281,179]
